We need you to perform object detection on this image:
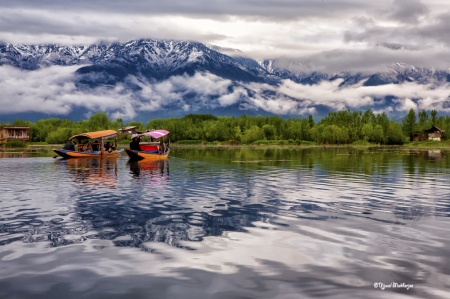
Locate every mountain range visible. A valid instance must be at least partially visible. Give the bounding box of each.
[1,39,449,122]
[2,39,450,86]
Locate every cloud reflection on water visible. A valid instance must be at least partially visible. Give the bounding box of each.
[0,148,450,298]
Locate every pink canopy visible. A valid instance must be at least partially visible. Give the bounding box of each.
[139,130,170,139]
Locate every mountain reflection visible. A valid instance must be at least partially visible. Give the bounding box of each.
[2,147,448,251]
[53,158,272,249]
[2,149,450,299]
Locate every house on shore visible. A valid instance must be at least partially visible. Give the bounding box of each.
[118,126,139,140]
[412,126,445,141]
[0,126,31,144]
[119,126,137,134]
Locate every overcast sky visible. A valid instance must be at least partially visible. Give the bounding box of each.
[1,0,450,65]
[2,0,450,119]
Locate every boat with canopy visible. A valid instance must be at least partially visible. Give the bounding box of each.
[53,130,124,158]
[125,129,170,160]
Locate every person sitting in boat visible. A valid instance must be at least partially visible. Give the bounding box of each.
[160,138,165,153]
[83,140,94,153]
[92,139,100,151]
[130,134,141,151]
[105,142,115,153]
[63,140,76,151]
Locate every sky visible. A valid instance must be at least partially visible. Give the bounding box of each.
[2,0,450,120]
[1,0,449,64]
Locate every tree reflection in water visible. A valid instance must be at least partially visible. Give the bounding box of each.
[10,147,450,251]
[53,158,272,249]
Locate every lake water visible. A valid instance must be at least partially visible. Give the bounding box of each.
[0,147,449,298]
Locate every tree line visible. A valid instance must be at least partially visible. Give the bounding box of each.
[2,108,450,145]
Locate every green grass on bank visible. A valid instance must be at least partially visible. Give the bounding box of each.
[5,139,450,151]
[252,140,319,145]
[404,140,450,147]
[174,140,205,144]
[3,140,28,148]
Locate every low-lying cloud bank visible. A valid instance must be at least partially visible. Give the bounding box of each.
[1,65,450,121]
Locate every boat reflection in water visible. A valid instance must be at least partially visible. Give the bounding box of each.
[64,157,118,190]
[51,157,270,249]
[128,159,169,188]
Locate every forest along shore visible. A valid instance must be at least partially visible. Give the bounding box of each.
[1,108,449,147]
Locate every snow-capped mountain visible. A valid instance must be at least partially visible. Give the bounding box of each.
[0,40,274,84]
[2,39,449,87]
[1,38,450,123]
[253,59,450,87]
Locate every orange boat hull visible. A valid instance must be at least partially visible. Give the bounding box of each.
[53,149,123,158]
[125,149,169,160]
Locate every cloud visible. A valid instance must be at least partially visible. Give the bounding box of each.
[0,0,448,63]
[392,98,418,111]
[2,65,450,121]
[133,72,234,111]
[276,47,450,73]
[0,65,138,119]
[345,12,450,48]
[387,0,428,24]
[0,66,247,119]
[276,78,450,113]
[0,0,374,21]
[0,0,448,75]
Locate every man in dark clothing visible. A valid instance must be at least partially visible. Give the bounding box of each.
[63,140,76,151]
[105,142,114,153]
[129,135,141,151]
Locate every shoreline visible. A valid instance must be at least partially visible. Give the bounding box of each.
[2,143,450,152]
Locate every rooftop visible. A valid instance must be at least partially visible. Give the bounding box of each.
[0,126,31,129]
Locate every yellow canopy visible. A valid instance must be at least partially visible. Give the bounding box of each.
[70,130,118,140]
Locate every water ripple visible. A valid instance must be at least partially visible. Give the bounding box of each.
[0,148,449,298]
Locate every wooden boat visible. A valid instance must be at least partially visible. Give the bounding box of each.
[54,130,123,158]
[125,130,170,160]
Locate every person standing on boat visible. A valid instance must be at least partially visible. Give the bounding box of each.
[63,140,76,151]
[130,134,141,151]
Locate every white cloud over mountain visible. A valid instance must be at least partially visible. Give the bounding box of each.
[2,65,450,120]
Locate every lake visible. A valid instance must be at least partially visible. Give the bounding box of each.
[0,147,449,298]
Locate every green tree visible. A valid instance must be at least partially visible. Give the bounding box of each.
[308,115,315,128]
[116,118,124,128]
[242,125,264,144]
[430,110,437,127]
[262,124,277,140]
[402,109,416,140]
[386,121,404,145]
[88,113,110,131]
[417,110,429,132]
[373,125,384,144]
[361,124,374,142]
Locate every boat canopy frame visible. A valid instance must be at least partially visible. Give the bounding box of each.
[138,130,170,153]
[69,130,118,156]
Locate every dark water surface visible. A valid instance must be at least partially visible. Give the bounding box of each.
[1,147,449,298]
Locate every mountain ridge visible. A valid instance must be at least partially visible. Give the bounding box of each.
[2,39,450,87]
[1,39,450,123]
